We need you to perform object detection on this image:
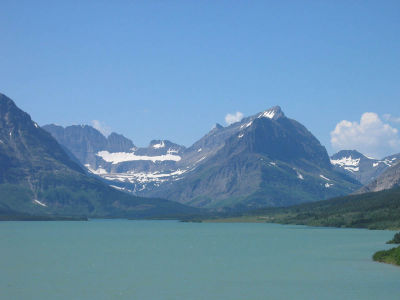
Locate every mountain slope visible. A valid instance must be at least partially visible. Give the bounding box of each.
[148,107,360,208]
[0,93,197,218]
[330,150,399,184]
[357,161,400,194]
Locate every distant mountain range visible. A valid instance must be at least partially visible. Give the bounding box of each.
[44,106,361,209]
[330,150,399,185]
[0,93,197,218]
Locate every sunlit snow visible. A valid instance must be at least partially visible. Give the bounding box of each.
[152,141,165,149]
[258,110,275,119]
[330,156,360,167]
[240,121,253,129]
[34,199,47,207]
[97,150,181,164]
[330,156,361,172]
[320,174,331,181]
[85,164,108,175]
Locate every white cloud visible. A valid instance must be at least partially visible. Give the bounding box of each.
[383,113,400,124]
[91,120,111,137]
[331,112,400,158]
[225,112,243,125]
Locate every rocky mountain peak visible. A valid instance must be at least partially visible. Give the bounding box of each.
[331,150,366,160]
[107,132,135,153]
[257,106,285,120]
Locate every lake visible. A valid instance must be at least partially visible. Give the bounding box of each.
[1,220,399,299]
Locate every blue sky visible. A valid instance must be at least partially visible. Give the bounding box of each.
[1,1,399,158]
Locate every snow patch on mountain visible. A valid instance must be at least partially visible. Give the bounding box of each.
[259,110,275,119]
[167,149,179,154]
[330,156,360,167]
[34,199,47,207]
[345,167,359,172]
[330,156,361,172]
[240,121,253,129]
[97,150,181,164]
[102,169,189,192]
[85,164,108,175]
[320,174,331,181]
[152,141,165,148]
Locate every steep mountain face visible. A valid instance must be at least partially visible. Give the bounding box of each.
[45,106,360,209]
[147,107,360,208]
[42,124,135,166]
[0,93,197,218]
[357,161,400,194]
[330,150,400,184]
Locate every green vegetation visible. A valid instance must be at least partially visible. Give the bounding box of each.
[246,187,400,230]
[387,232,400,244]
[373,232,400,266]
[373,246,400,266]
[198,187,400,230]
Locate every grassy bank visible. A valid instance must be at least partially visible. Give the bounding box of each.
[373,246,400,266]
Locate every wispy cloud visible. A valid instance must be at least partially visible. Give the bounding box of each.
[383,113,400,124]
[225,112,243,125]
[331,112,400,158]
[91,120,111,137]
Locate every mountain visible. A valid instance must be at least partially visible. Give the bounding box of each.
[330,150,399,184]
[357,161,400,194]
[44,106,361,210]
[0,93,198,218]
[43,124,187,193]
[42,124,135,166]
[147,106,360,208]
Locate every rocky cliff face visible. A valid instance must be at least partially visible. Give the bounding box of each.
[357,162,400,194]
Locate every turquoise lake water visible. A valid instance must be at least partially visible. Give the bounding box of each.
[0,220,399,300]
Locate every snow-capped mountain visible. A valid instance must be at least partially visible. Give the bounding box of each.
[44,106,361,209]
[145,106,360,208]
[330,150,400,185]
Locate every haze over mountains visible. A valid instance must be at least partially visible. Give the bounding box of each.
[44,106,362,209]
